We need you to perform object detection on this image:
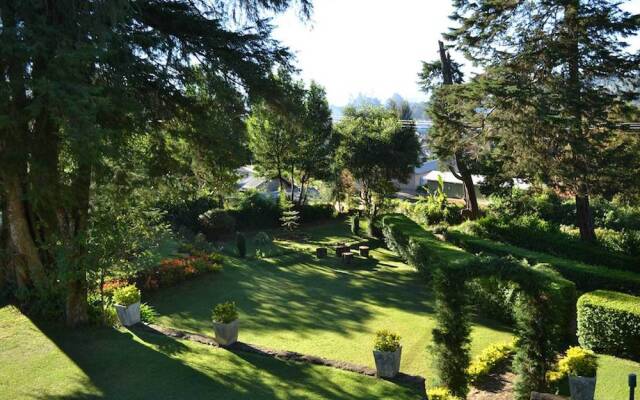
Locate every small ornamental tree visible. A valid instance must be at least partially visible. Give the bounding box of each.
[279,192,300,231]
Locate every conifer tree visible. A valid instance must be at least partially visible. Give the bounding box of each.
[447,0,640,240]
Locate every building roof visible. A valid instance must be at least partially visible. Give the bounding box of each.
[414,160,438,175]
[423,170,530,190]
[423,170,485,185]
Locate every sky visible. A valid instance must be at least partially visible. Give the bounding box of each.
[273,0,640,107]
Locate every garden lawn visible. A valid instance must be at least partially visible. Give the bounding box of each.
[149,220,513,388]
[0,305,421,400]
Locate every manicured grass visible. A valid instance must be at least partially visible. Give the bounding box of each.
[149,220,513,388]
[0,306,421,399]
[596,354,639,399]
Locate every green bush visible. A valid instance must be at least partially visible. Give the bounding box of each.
[426,387,461,400]
[350,215,360,235]
[298,204,335,223]
[212,301,238,324]
[140,303,158,324]
[236,233,246,258]
[468,341,515,384]
[577,290,640,360]
[373,330,401,352]
[198,209,236,240]
[112,285,140,306]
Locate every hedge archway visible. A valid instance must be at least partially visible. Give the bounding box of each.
[432,256,576,399]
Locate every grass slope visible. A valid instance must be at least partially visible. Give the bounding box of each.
[0,306,421,399]
[150,220,512,387]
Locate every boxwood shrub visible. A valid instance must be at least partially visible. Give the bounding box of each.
[577,290,640,360]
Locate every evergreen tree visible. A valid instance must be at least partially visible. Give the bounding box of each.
[0,0,310,326]
[279,192,300,231]
[420,42,481,219]
[447,0,640,240]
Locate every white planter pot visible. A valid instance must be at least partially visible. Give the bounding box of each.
[213,319,239,346]
[373,346,402,378]
[569,375,596,400]
[115,301,141,327]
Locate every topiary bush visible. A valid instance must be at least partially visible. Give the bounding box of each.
[350,215,360,235]
[112,285,140,306]
[212,301,238,324]
[236,233,246,258]
[577,290,640,360]
[373,330,401,352]
[254,231,273,258]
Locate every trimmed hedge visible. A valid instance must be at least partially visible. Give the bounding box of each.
[468,215,638,273]
[380,214,472,276]
[577,290,640,360]
[448,226,640,295]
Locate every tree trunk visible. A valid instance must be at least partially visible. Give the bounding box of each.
[453,154,479,219]
[575,194,596,242]
[66,278,88,327]
[438,41,479,220]
[290,165,295,202]
[3,173,48,291]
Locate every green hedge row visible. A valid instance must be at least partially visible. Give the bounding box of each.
[380,214,472,276]
[468,215,638,272]
[448,226,640,295]
[577,290,640,360]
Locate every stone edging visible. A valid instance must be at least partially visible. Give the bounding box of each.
[135,323,426,396]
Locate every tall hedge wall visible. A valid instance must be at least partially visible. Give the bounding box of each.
[577,290,640,360]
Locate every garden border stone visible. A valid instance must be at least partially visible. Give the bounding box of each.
[135,323,426,396]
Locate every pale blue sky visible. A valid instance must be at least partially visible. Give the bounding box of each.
[273,0,640,106]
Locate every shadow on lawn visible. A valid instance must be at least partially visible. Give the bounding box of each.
[147,247,436,337]
[26,318,415,400]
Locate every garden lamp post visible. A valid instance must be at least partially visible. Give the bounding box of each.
[630,373,637,400]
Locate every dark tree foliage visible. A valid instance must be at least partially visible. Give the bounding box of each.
[420,42,481,219]
[0,0,308,326]
[446,0,640,241]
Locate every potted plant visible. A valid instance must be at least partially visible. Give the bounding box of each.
[372,330,402,378]
[549,347,598,400]
[565,347,598,400]
[112,285,141,327]
[212,301,239,346]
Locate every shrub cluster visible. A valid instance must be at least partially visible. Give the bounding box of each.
[373,330,401,352]
[449,225,640,295]
[162,193,335,240]
[467,215,637,272]
[577,290,640,360]
[393,198,462,226]
[426,387,461,400]
[468,341,515,384]
[135,252,223,290]
[212,301,238,324]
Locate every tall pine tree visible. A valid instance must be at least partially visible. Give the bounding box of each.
[447,0,640,240]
